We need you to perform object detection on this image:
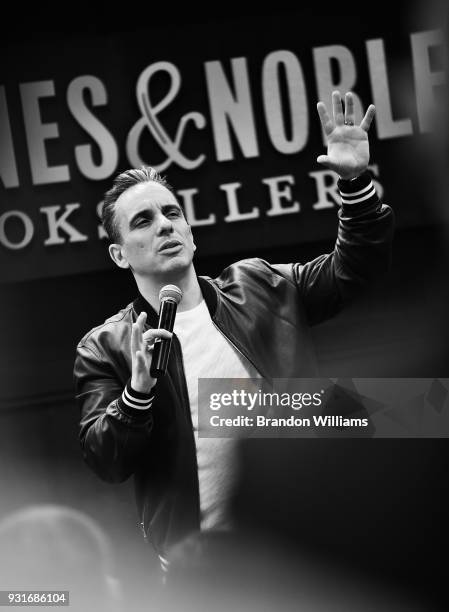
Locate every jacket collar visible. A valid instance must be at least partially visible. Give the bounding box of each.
[133,276,219,326]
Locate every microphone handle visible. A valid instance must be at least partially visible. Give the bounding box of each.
[150,299,178,378]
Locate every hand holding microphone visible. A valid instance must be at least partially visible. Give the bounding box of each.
[130,285,182,393]
[130,312,172,394]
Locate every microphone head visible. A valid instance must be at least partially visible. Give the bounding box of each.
[159,284,183,305]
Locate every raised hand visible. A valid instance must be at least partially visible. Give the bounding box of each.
[131,312,172,394]
[316,91,376,180]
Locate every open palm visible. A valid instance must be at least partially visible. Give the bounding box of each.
[317,91,376,180]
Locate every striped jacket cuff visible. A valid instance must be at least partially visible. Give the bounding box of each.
[116,379,154,418]
[159,554,170,572]
[338,171,378,208]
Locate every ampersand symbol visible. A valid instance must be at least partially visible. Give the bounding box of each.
[126,62,206,172]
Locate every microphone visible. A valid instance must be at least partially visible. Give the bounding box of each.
[150,284,183,378]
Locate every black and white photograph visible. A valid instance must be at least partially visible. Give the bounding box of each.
[1,2,448,610]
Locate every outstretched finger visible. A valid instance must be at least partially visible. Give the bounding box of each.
[344,92,355,125]
[332,91,344,126]
[137,311,147,334]
[360,104,376,131]
[317,102,333,136]
[137,312,147,349]
[131,321,139,356]
[131,312,147,355]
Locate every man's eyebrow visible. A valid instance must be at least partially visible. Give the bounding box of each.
[161,203,182,211]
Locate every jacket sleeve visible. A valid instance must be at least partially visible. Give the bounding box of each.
[285,170,394,326]
[74,342,155,483]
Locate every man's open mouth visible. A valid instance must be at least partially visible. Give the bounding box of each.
[159,240,182,252]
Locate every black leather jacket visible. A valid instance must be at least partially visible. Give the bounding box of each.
[74,172,394,556]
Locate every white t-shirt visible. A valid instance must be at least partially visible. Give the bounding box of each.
[173,298,260,530]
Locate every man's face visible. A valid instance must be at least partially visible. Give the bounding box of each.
[109,181,196,278]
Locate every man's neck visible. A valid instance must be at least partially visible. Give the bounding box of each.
[135,265,203,313]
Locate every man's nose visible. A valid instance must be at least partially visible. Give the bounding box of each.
[156,215,174,235]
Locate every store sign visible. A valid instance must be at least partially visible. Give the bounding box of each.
[0,16,443,282]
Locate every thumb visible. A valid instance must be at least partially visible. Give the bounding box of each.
[143,328,173,342]
[317,155,330,166]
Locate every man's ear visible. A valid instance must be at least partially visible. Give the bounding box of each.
[108,243,130,269]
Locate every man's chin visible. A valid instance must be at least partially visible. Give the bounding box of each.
[144,256,193,278]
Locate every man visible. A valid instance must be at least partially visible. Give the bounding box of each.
[74,91,394,565]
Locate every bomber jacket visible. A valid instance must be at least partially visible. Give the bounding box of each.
[74,172,394,556]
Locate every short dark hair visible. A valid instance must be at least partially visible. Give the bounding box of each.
[102,166,175,243]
